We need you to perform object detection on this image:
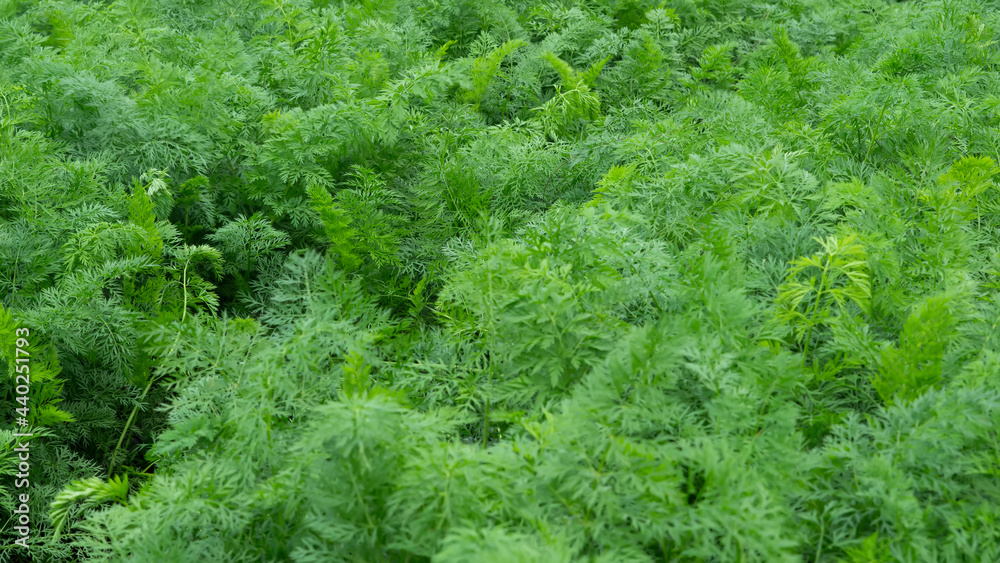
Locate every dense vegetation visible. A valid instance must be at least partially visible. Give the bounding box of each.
[2,0,1000,560]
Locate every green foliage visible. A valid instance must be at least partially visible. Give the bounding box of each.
[534,52,606,140]
[438,205,674,410]
[207,212,291,306]
[774,233,871,367]
[872,295,957,406]
[0,303,73,427]
[307,181,360,270]
[1,0,1000,560]
[739,26,821,121]
[50,475,128,540]
[462,38,527,109]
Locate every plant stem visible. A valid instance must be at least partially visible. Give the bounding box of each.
[108,377,153,477]
[108,328,182,476]
[802,263,831,369]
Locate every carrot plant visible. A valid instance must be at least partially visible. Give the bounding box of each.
[0,0,998,561]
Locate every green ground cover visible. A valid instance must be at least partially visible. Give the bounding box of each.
[2,0,1000,560]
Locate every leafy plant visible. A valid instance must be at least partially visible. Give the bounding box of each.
[872,295,956,406]
[533,52,608,140]
[50,475,129,540]
[0,0,998,560]
[774,233,871,367]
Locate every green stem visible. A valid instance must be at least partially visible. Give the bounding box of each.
[108,328,182,476]
[108,377,153,477]
[181,257,190,324]
[865,103,891,163]
[482,390,490,449]
[802,264,830,369]
[814,516,825,563]
[482,258,495,449]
